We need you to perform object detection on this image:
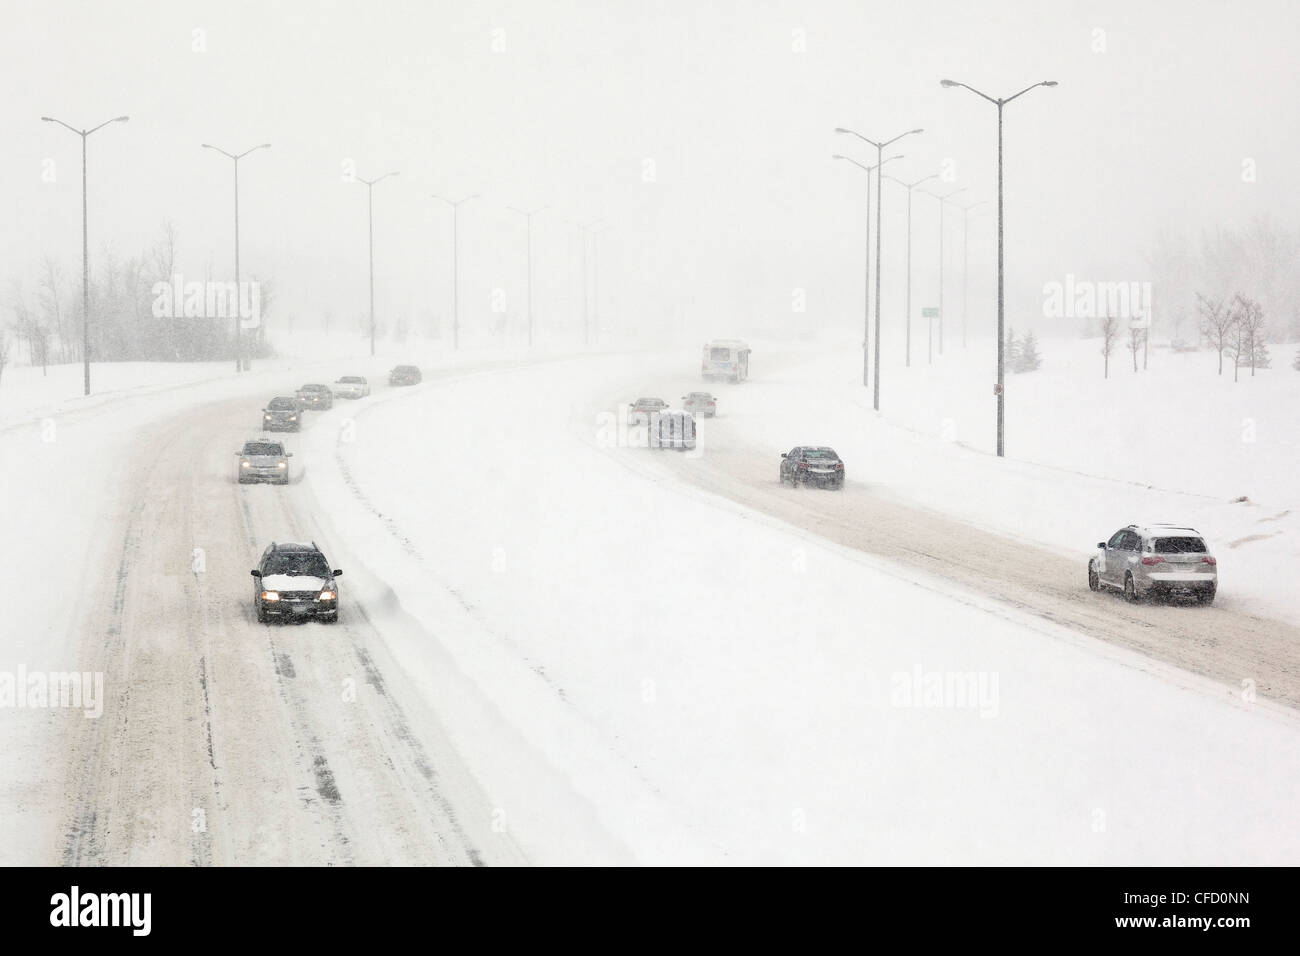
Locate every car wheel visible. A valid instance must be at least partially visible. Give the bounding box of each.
[1087,562,1100,591]
[1198,585,1216,606]
[257,605,267,624]
[1123,573,1140,603]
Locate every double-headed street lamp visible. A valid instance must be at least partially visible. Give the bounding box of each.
[506,205,548,347]
[41,114,129,396]
[883,172,939,367]
[355,172,399,357]
[835,127,924,411]
[940,78,1057,457]
[567,219,602,346]
[922,186,966,362]
[433,193,479,350]
[832,152,903,392]
[201,143,271,371]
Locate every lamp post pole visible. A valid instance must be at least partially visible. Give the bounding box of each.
[41,114,129,395]
[835,127,924,410]
[833,152,904,393]
[433,193,479,350]
[354,171,398,356]
[941,77,1058,457]
[884,173,939,367]
[507,205,548,347]
[203,142,271,370]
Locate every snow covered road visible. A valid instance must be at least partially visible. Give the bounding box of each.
[4,347,1299,865]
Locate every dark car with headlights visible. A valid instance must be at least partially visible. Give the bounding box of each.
[296,383,334,410]
[236,439,292,485]
[250,541,343,623]
[262,396,302,432]
[780,446,845,489]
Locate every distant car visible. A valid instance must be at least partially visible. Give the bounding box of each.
[628,397,669,423]
[296,383,334,410]
[251,541,342,624]
[389,365,422,386]
[236,439,292,485]
[651,409,697,450]
[780,446,845,489]
[263,396,302,432]
[1089,524,1217,604]
[333,375,371,399]
[681,391,717,418]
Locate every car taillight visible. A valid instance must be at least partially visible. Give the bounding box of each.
[797,462,808,470]
[1140,556,1163,566]
[834,462,844,470]
[1201,556,1217,565]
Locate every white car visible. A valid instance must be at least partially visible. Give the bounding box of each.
[333,375,371,399]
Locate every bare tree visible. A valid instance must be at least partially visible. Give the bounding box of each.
[1126,323,1144,372]
[0,326,9,386]
[1231,294,1267,377]
[1100,316,1118,378]
[1197,293,1236,375]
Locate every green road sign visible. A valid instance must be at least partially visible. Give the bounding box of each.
[921,307,939,318]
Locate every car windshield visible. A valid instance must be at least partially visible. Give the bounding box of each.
[395,366,416,372]
[339,377,363,383]
[301,385,325,391]
[1153,536,1206,553]
[803,449,839,460]
[263,552,331,577]
[688,393,712,400]
[637,398,664,406]
[268,398,297,410]
[243,443,283,456]
[710,348,732,361]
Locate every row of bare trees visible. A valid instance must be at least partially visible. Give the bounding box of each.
[3,223,275,376]
[1197,293,1269,380]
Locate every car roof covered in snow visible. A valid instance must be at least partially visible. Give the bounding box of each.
[1130,524,1202,537]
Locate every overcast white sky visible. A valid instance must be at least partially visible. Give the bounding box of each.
[3,0,1296,343]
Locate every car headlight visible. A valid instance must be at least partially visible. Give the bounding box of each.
[317,590,336,601]
[290,416,297,421]
[264,414,272,420]
[241,460,250,468]
[261,590,280,602]
[277,461,287,469]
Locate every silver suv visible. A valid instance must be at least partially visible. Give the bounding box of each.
[1088,524,1217,604]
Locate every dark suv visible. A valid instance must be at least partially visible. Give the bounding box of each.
[389,365,422,386]
[296,383,334,410]
[250,542,343,623]
[263,396,302,432]
[780,446,845,489]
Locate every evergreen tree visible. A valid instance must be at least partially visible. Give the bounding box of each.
[1015,330,1042,372]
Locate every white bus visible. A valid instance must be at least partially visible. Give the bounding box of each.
[701,339,751,382]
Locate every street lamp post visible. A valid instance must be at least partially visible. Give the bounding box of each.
[433,193,479,350]
[202,143,271,371]
[836,127,924,411]
[884,173,940,367]
[41,114,129,396]
[833,152,904,392]
[354,172,398,357]
[507,205,548,347]
[568,219,602,346]
[923,186,967,362]
[941,78,1057,457]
